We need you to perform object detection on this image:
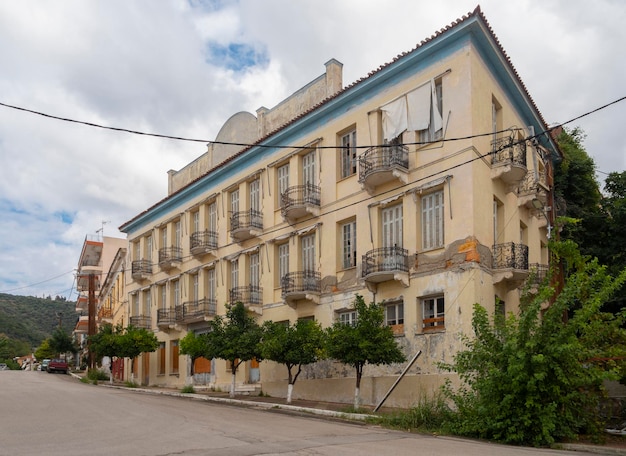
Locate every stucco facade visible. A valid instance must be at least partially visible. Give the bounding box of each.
[119,7,559,407]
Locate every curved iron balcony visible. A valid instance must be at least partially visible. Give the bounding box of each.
[130,315,151,330]
[517,171,549,209]
[158,246,182,270]
[229,285,263,310]
[281,270,321,305]
[230,209,263,242]
[131,259,152,280]
[491,135,527,185]
[190,230,218,255]
[492,242,529,288]
[157,308,176,329]
[280,184,321,222]
[175,298,217,324]
[362,246,409,284]
[358,144,409,192]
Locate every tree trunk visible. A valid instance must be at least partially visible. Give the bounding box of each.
[354,364,362,409]
[287,383,294,404]
[230,372,236,398]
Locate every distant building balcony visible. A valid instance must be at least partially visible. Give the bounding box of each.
[76,272,100,292]
[358,144,409,194]
[281,270,321,306]
[190,230,218,256]
[492,242,529,287]
[491,135,527,186]
[230,209,263,242]
[157,308,177,330]
[517,170,549,209]
[76,295,88,311]
[229,285,263,314]
[131,259,152,280]
[362,246,409,286]
[129,315,151,330]
[74,315,89,334]
[280,184,321,223]
[158,246,182,270]
[175,298,217,324]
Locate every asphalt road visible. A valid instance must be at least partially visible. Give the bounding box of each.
[0,370,601,456]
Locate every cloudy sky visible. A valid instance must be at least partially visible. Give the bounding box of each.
[0,0,624,299]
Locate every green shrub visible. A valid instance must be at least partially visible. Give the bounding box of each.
[181,385,195,394]
[371,394,451,432]
[87,369,109,381]
[124,380,138,388]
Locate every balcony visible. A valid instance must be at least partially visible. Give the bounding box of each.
[517,170,549,209]
[158,246,182,271]
[156,308,177,330]
[175,298,217,324]
[229,286,263,314]
[78,235,103,274]
[76,273,100,292]
[131,259,152,281]
[281,270,321,307]
[129,315,151,330]
[362,246,409,287]
[280,184,321,223]
[76,295,88,311]
[190,230,218,256]
[490,136,527,186]
[358,144,409,194]
[526,263,549,292]
[74,315,89,334]
[492,242,529,287]
[230,209,263,242]
[97,306,113,322]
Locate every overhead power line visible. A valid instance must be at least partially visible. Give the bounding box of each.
[1,96,625,150]
[0,269,75,294]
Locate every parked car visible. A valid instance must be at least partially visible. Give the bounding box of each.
[40,359,51,372]
[0,363,8,371]
[47,358,68,374]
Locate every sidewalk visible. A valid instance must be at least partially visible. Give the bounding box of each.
[75,374,626,455]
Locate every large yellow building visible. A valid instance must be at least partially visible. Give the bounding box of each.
[119,7,559,406]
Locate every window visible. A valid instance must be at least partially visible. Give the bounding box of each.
[207,268,216,302]
[419,78,443,143]
[230,259,239,290]
[160,227,167,248]
[340,129,357,178]
[302,234,315,272]
[230,189,240,229]
[339,311,357,326]
[192,211,200,234]
[146,235,153,261]
[174,220,181,249]
[144,289,151,312]
[385,301,404,326]
[134,240,140,261]
[341,221,357,269]
[492,96,502,150]
[249,252,260,303]
[278,243,289,285]
[421,190,444,250]
[277,164,289,197]
[158,342,166,375]
[171,340,179,374]
[208,201,217,233]
[192,273,199,301]
[382,204,403,248]
[160,284,167,310]
[302,151,316,186]
[250,178,260,214]
[172,280,180,308]
[132,294,140,316]
[422,296,445,330]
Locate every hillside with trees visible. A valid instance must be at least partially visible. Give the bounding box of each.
[0,293,77,357]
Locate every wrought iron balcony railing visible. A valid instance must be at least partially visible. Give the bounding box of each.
[129,315,151,330]
[281,270,321,297]
[158,246,182,265]
[231,209,263,231]
[527,263,549,287]
[175,298,217,323]
[362,246,409,277]
[190,230,218,253]
[492,242,529,270]
[491,136,527,168]
[157,308,176,327]
[280,184,321,219]
[229,285,263,307]
[131,259,152,277]
[358,144,409,182]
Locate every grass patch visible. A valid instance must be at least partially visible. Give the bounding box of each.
[124,380,138,388]
[340,405,372,415]
[181,385,196,394]
[370,394,452,433]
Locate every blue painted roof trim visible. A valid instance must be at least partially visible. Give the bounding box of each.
[121,13,555,235]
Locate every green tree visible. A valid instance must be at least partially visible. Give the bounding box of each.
[48,327,76,358]
[34,339,56,361]
[204,302,263,398]
[88,323,124,381]
[260,319,325,404]
[0,334,9,360]
[326,295,406,408]
[442,240,626,446]
[117,325,159,381]
[179,331,208,383]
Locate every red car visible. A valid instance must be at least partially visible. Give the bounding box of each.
[47,358,68,374]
